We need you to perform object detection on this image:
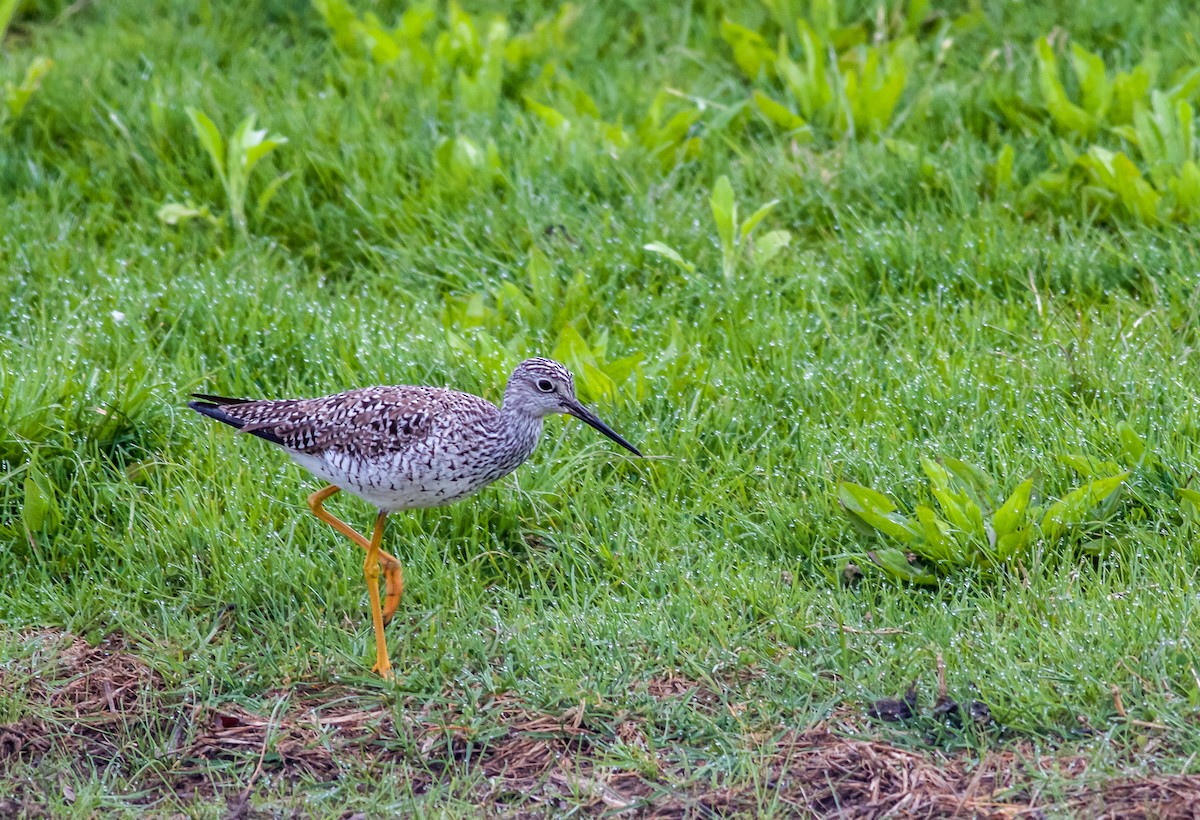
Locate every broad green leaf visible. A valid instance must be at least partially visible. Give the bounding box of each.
[1112,64,1154,124]
[643,242,696,274]
[157,202,215,225]
[1072,145,1161,223]
[752,230,791,267]
[186,107,226,182]
[443,0,480,62]
[485,140,503,175]
[931,486,975,537]
[4,56,53,122]
[739,199,779,242]
[23,472,49,532]
[657,109,703,146]
[710,176,736,258]
[752,90,810,134]
[243,133,287,177]
[552,323,594,369]
[1041,471,1129,542]
[551,72,600,118]
[808,0,837,38]
[775,51,809,117]
[227,115,286,175]
[600,122,632,155]
[996,525,1035,561]
[22,458,60,536]
[255,171,294,218]
[1107,150,1160,223]
[524,97,571,138]
[921,457,951,492]
[1058,453,1100,478]
[1177,487,1200,524]
[1116,422,1145,466]
[914,504,953,562]
[495,281,534,317]
[363,14,405,65]
[1177,488,1200,505]
[312,0,360,54]
[1170,160,1200,221]
[951,7,985,33]
[474,332,511,383]
[1020,169,1071,211]
[1077,537,1110,556]
[847,38,914,136]
[1144,95,1195,169]
[992,143,1015,191]
[943,457,996,504]
[1167,66,1200,106]
[839,481,898,514]
[1179,99,1195,166]
[1131,92,1185,168]
[0,0,18,38]
[436,134,494,185]
[637,95,704,170]
[603,353,643,391]
[506,3,578,65]
[1070,43,1112,118]
[838,482,920,543]
[719,18,774,80]
[1036,38,1095,137]
[788,21,831,121]
[580,361,616,402]
[964,497,986,540]
[868,548,937,585]
[443,327,471,354]
[992,478,1034,538]
[591,327,610,360]
[525,247,554,305]
[908,0,933,31]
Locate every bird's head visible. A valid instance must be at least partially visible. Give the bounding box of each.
[504,357,642,456]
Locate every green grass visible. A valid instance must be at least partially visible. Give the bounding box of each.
[4,0,1200,814]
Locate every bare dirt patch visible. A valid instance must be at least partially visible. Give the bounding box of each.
[3,631,1199,817]
[1,630,166,768]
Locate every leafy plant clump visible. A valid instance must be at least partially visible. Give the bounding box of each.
[719,0,968,142]
[1,0,53,134]
[158,108,290,236]
[991,36,1200,225]
[645,175,791,282]
[839,456,1129,583]
[314,0,579,115]
[524,85,704,173]
[440,248,645,403]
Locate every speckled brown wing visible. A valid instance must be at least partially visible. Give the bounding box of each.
[189,386,465,459]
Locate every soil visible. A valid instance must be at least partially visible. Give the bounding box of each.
[2,631,1198,818]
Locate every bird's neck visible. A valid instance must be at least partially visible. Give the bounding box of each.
[494,405,544,464]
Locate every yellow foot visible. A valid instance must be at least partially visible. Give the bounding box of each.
[372,659,395,681]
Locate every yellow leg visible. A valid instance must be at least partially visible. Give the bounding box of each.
[307,485,404,620]
[365,510,393,680]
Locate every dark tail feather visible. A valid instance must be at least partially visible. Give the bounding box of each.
[190,392,254,406]
[188,394,286,446]
[188,397,250,430]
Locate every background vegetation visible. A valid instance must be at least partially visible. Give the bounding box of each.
[3,0,1200,814]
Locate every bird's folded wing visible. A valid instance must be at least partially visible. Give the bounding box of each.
[226,387,446,458]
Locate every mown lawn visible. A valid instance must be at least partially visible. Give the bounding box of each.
[3,0,1200,815]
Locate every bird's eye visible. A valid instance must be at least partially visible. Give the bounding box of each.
[536,378,555,393]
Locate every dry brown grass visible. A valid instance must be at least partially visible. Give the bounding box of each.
[3,631,1199,817]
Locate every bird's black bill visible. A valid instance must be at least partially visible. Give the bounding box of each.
[564,399,643,457]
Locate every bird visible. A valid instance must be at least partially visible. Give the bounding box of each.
[188,357,642,679]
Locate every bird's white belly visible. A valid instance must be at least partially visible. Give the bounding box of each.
[290,449,515,511]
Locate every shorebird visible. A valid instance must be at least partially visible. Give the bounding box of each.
[189,358,641,679]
